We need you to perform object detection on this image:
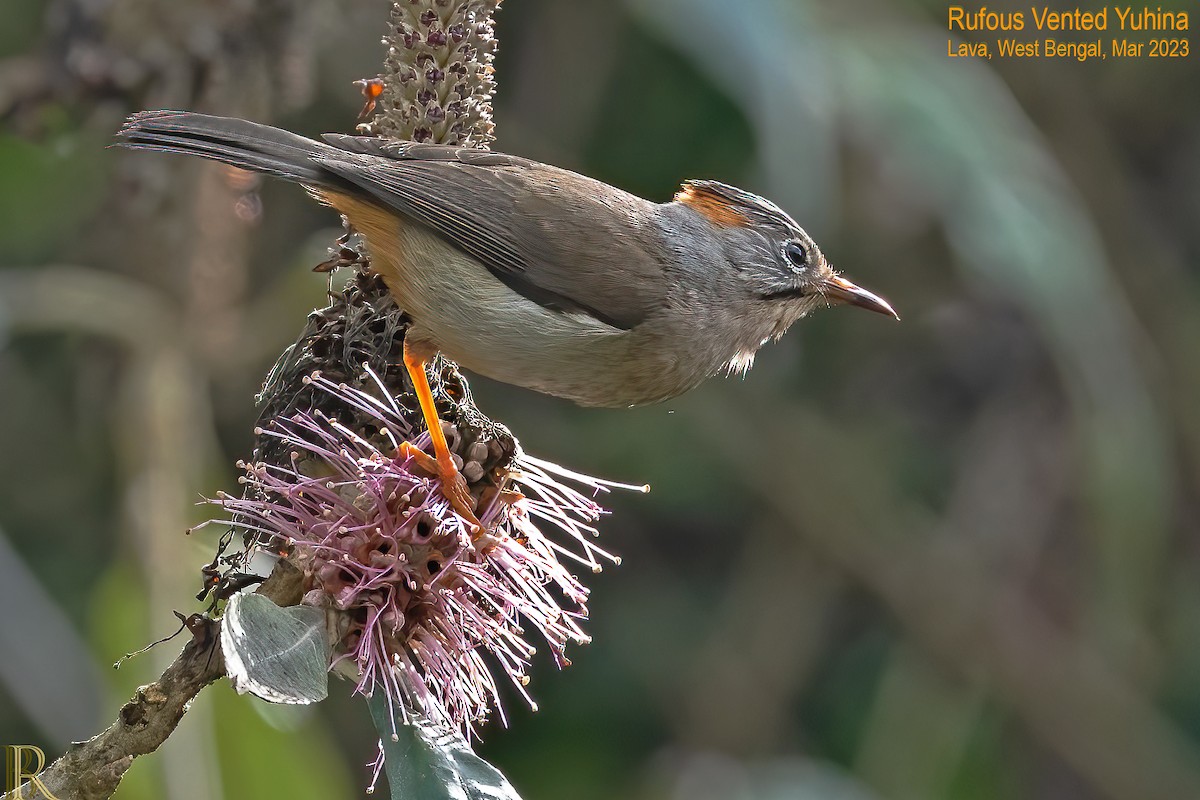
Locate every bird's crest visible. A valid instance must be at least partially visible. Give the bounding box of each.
[674,180,755,228]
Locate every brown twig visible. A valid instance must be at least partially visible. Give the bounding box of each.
[3,561,303,800]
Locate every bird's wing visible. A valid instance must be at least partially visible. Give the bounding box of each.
[314,136,668,330]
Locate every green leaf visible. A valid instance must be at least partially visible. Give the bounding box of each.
[367,693,525,800]
[221,592,331,704]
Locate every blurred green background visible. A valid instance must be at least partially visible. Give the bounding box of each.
[2,1,1199,798]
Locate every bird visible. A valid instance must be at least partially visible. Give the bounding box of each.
[116,110,897,532]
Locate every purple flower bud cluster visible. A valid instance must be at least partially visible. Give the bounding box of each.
[212,370,622,734]
[366,0,500,146]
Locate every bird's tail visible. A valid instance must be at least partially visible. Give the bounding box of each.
[115,110,337,187]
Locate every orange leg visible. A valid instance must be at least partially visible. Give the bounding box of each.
[400,340,483,534]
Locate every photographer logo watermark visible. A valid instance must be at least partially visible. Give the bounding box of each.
[4,745,58,800]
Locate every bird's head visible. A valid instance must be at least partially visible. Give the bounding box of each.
[675,180,898,339]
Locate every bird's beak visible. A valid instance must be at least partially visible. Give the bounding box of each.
[822,274,900,320]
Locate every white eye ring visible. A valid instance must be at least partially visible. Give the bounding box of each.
[785,240,807,268]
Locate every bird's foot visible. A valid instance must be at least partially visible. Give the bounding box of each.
[399,442,484,537]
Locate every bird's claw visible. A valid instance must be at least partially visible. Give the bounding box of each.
[399,441,438,474]
[440,468,482,534]
[399,442,484,537]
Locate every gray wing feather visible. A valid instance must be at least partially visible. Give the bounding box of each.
[314,138,667,330]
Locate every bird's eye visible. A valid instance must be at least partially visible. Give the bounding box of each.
[785,240,808,267]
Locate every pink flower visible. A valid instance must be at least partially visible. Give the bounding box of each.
[210,369,630,738]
